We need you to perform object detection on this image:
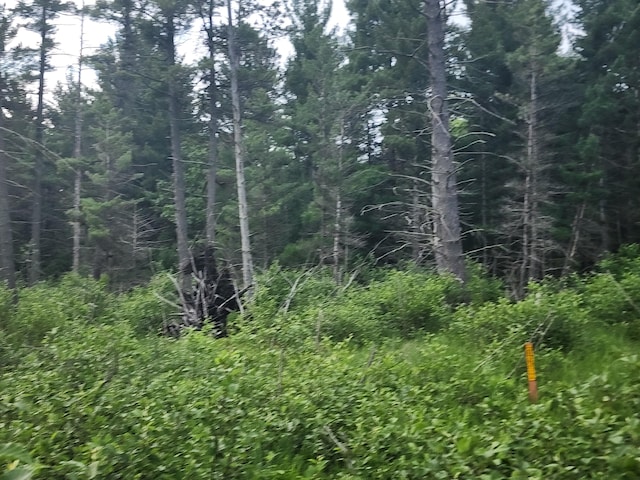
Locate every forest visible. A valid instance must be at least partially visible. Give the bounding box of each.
[0,0,637,291]
[1,0,640,478]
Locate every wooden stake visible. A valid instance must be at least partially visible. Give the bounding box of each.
[524,342,538,403]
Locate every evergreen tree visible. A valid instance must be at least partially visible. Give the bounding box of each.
[285,0,350,273]
[194,0,224,248]
[346,0,436,264]
[575,0,640,256]
[16,0,71,283]
[150,0,194,284]
[0,4,18,289]
[461,0,577,292]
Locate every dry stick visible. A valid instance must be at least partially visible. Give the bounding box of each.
[277,348,285,395]
[167,273,190,313]
[340,270,360,294]
[281,268,316,313]
[322,426,355,472]
[192,271,209,321]
[535,311,556,345]
[153,291,182,310]
[358,346,378,385]
[607,273,640,315]
[473,315,539,373]
[505,310,554,379]
[229,274,245,316]
[315,310,323,347]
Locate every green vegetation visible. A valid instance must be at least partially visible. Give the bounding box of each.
[2,249,640,479]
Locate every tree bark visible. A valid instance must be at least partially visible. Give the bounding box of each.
[0,10,15,290]
[332,121,345,283]
[29,3,48,285]
[72,4,84,273]
[424,0,465,282]
[563,201,586,275]
[164,16,190,284]
[410,180,423,263]
[332,191,342,282]
[227,0,254,290]
[203,4,219,247]
[527,65,541,282]
[0,107,15,291]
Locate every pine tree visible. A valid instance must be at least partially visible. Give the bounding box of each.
[195,0,223,248]
[575,0,640,256]
[346,0,437,264]
[462,0,577,291]
[285,1,368,281]
[16,0,70,284]
[0,4,18,289]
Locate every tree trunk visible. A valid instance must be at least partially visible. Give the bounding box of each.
[332,122,345,283]
[165,17,190,283]
[0,107,15,291]
[527,66,541,282]
[72,5,85,273]
[227,0,254,290]
[424,0,465,282]
[332,191,342,282]
[410,180,423,263]
[563,201,586,275]
[203,7,219,247]
[29,4,48,285]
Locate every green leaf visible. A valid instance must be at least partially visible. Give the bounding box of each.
[455,436,473,454]
[0,445,33,465]
[0,467,35,480]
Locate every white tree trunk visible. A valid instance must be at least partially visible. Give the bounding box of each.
[164,16,190,287]
[72,4,85,273]
[202,4,219,247]
[227,0,254,290]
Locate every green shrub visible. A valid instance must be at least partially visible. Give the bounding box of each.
[117,274,178,335]
[246,268,459,345]
[6,274,113,346]
[581,271,640,325]
[451,282,588,353]
[1,322,638,479]
[0,283,14,328]
[356,269,457,337]
[596,243,640,277]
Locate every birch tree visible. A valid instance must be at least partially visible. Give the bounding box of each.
[226,0,254,289]
[71,3,85,273]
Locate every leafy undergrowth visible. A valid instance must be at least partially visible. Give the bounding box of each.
[1,325,638,479]
[1,250,640,478]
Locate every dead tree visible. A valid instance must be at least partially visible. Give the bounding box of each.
[165,246,241,338]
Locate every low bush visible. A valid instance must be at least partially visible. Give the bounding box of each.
[450,281,589,354]
[116,274,178,335]
[5,274,113,346]
[246,268,461,345]
[1,324,638,479]
[2,247,640,478]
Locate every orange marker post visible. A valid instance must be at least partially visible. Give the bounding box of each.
[524,342,538,403]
